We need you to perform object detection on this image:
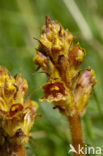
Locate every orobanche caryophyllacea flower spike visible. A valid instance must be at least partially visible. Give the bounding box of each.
[0,66,38,156]
[34,16,97,156]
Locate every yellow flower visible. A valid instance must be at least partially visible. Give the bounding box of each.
[0,66,38,145]
[75,67,97,115]
[34,16,96,116]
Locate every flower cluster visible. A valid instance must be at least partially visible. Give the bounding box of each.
[34,16,96,116]
[0,66,38,146]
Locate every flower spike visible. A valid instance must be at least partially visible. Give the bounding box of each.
[34,16,97,156]
[0,66,38,155]
[34,16,96,116]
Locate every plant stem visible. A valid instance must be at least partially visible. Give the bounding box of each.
[69,112,85,156]
[0,145,26,156]
[12,145,26,156]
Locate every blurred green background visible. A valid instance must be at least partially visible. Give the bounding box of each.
[0,0,103,155]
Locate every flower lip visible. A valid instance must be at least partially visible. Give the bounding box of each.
[9,104,23,117]
[41,79,68,102]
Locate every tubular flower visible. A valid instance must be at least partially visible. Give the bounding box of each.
[0,66,38,146]
[34,16,96,116]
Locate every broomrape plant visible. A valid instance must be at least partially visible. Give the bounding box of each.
[0,16,97,156]
[0,66,38,156]
[34,16,97,156]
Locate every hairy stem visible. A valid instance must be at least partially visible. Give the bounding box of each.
[69,112,85,156]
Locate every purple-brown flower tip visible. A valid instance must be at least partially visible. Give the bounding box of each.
[75,67,97,115]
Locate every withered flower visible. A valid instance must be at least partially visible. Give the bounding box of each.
[0,66,38,154]
[34,16,96,155]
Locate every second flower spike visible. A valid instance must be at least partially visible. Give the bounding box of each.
[0,66,38,155]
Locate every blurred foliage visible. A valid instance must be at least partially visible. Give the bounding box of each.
[0,0,103,156]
